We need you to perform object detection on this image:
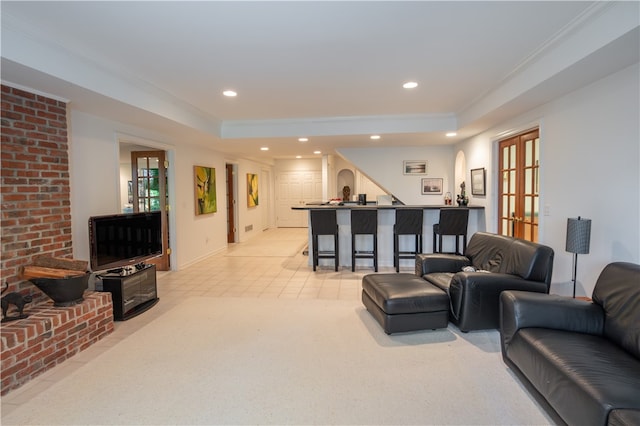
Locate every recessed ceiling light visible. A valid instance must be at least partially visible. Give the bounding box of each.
[313,150,321,155]
[296,155,302,159]
[370,135,381,140]
[298,137,308,142]
[403,81,418,89]
[446,132,457,137]
[223,90,237,97]
[260,147,269,151]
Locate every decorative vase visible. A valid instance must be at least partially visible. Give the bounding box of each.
[29,273,89,307]
[342,186,350,201]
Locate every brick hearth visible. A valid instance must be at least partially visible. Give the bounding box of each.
[1,292,114,395]
[1,85,117,395]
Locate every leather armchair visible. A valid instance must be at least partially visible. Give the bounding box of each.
[416,232,554,332]
[500,262,640,425]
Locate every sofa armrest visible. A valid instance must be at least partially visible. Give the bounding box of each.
[500,290,605,348]
[447,272,548,329]
[415,253,470,276]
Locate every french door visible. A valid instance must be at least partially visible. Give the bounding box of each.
[498,129,540,242]
[131,150,170,270]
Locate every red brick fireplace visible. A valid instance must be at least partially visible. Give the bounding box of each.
[1,84,114,395]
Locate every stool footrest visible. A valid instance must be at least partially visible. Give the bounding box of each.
[362,273,449,334]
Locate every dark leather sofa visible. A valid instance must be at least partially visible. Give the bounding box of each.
[415,231,554,332]
[500,262,640,426]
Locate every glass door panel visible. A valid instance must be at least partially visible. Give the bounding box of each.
[498,129,540,242]
[131,151,169,270]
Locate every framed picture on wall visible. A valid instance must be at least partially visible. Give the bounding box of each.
[471,167,486,195]
[403,160,428,175]
[421,178,443,195]
[247,173,259,207]
[194,166,217,215]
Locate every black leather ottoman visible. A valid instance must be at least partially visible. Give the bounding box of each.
[362,273,449,334]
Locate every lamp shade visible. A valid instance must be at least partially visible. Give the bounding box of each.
[566,217,591,254]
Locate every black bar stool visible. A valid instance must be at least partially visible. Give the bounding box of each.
[310,209,339,271]
[351,209,378,272]
[393,209,423,272]
[433,208,469,255]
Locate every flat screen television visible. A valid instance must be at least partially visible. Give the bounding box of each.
[88,211,163,272]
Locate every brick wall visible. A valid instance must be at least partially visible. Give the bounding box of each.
[1,291,114,395]
[1,84,72,302]
[1,85,115,396]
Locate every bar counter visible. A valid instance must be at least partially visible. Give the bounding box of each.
[292,204,486,269]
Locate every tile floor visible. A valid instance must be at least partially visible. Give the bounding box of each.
[2,227,400,415]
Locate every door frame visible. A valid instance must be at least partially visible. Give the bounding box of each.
[226,163,237,243]
[131,150,170,270]
[495,126,541,242]
[118,135,176,271]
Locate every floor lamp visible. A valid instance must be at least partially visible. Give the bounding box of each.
[565,217,591,298]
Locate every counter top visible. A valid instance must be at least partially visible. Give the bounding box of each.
[292,204,484,210]
[294,203,486,268]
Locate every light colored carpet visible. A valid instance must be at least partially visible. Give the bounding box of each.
[2,297,551,425]
[225,228,308,257]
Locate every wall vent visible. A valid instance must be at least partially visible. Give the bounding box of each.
[245,224,253,232]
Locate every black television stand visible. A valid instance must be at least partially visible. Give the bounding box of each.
[96,264,159,321]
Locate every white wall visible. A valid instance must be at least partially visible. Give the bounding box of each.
[337,145,455,205]
[234,158,274,242]
[69,110,274,271]
[118,162,132,212]
[68,63,639,289]
[455,63,640,297]
[338,64,638,297]
[172,143,228,268]
[274,158,322,173]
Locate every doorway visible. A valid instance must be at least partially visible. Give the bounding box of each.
[131,150,170,270]
[226,163,236,243]
[497,128,540,242]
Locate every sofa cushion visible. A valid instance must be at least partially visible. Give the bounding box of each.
[464,232,509,272]
[506,238,554,283]
[592,262,640,359]
[464,232,553,283]
[422,272,455,292]
[362,273,449,315]
[506,327,640,426]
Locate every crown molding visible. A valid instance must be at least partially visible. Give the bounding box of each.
[220,113,457,139]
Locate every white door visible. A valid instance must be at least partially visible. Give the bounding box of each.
[276,171,322,227]
[302,170,323,205]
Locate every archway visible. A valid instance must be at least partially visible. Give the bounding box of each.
[454,150,466,198]
[337,169,354,201]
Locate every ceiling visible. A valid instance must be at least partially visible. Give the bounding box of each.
[1,1,638,161]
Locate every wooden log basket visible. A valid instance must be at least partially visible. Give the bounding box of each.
[20,257,90,307]
[20,257,88,280]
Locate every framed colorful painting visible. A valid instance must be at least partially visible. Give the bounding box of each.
[194,166,216,215]
[247,173,259,207]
